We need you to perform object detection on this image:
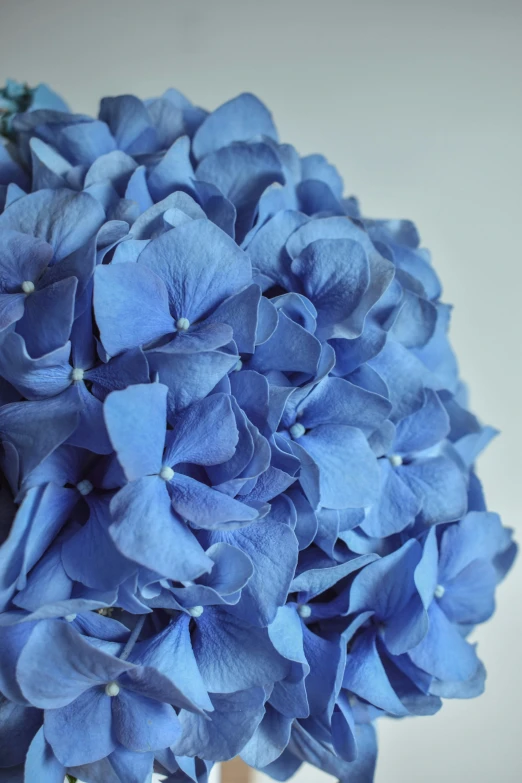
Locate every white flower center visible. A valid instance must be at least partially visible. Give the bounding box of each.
[434,584,445,599]
[289,423,306,440]
[64,614,77,622]
[105,681,120,697]
[187,605,204,618]
[176,317,190,332]
[297,604,312,619]
[388,454,403,468]
[71,368,85,382]
[77,479,93,496]
[233,359,243,372]
[159,465,175,481]
[22,280,35,294]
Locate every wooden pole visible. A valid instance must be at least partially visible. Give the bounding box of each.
[220,757,253,782]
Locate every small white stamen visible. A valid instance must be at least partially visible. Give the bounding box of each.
[297,604,312,619]
[388,454,403,468]
[434,584,445,599]
[21,280,35,294]
[77,479,93,496]
[187,605,204,618]
[159,465,175,481]
[71,368,85,382]
[64,614,77,622]
[105,681,120,697]
[233,359,243,372]
[176,317,190,332]
[289,423,306,440]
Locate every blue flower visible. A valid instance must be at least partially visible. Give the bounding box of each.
[0,81,515,783]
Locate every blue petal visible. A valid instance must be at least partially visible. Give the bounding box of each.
[343,629,408,716]
[0,697,41,767]
[0,333,71,400]
[99,95,156,155]
[61,496,135,591]
[298,377,391,434]
[17,276,77,358]
[169,474,259,528]
[408,602,480,682]
[292,239,369,337]
[0,392,80,485]
[164,393,238,467]
[24,728,64,783]
[44,687,115,766]
[130,614,212,713]
[250,310,321,376]
[241,704,293,768]
[193,607,289,692]
[112,689,181,752]
[109,476,212,581]
[137,219,251,323]
[399,454,468,525]
[94,263,174,356]
[245,210,307,290]
[300,425,379,509]
[205,284,261,354]
[104,383,167,480]
[349,539,422,621]
[192,93,278,161]
[174,688,265,761]
[196,143,284,241]
[0,229,52,292]
[393,389,449,454]
[0,189,104,261]
[147,345,237,415]
[361,460,420,538]
[84,150,137,192]
[17,620,133,708]
[302,626,343,716]
[147,136,195,201]
[207,518,298,626]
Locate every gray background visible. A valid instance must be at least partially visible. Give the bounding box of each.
[0,1,520,781]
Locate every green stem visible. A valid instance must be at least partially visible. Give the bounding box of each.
[66,776,77,783]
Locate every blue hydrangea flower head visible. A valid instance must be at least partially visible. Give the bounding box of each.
[0,81,515,783]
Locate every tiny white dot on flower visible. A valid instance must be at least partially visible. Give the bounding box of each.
[77,479,93,496]
[21,280,35,294]
[297,604,312,619]
[105,682,120,697]
[64,614,77,622]
[388,454,403,468]
[159,465,175,481]
[71,368,85,382]
[434,584,445,599]
[176,317,190,332]
[187,605,204,618]
[233,359,243,372]
[289,422,306,440]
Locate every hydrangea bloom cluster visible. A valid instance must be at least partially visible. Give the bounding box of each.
[0,82,515,783]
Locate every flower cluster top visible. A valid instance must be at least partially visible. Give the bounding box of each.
[0,82,515,783]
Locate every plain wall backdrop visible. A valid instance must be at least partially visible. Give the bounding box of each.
[0,1,520,781]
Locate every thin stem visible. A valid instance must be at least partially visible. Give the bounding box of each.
[119,615,146,661]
